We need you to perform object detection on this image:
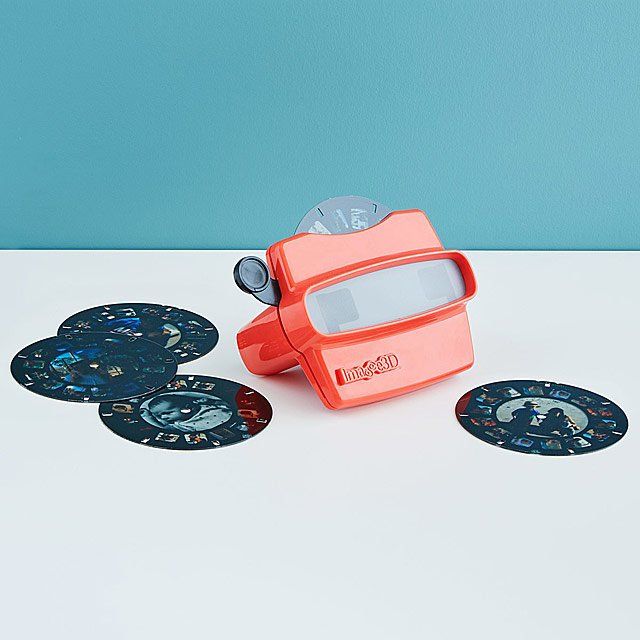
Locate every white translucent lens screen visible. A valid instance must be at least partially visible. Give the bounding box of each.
[305,259,466,335]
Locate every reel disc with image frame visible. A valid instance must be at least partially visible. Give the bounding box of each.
[295,195,393,235]
[59,303,219,364]
[455,379,628,456]
[11,333,178,403]
[98,375,273,451]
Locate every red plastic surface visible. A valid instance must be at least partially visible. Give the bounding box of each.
[236,209,477,409]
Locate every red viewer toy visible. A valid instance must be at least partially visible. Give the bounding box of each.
[234,207,477,409]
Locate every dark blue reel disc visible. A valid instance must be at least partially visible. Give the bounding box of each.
[456,380,628,456]
[99,375,273,451]
[11,333,178,403]
[59,303,219,364]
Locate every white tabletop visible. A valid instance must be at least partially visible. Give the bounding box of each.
[1,250,638,640]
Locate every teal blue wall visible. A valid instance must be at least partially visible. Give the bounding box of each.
[1,1,639,250]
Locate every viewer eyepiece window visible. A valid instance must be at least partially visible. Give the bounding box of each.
[305,258,465,334]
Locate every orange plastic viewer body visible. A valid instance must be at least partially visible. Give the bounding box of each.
[237,209,477,409]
